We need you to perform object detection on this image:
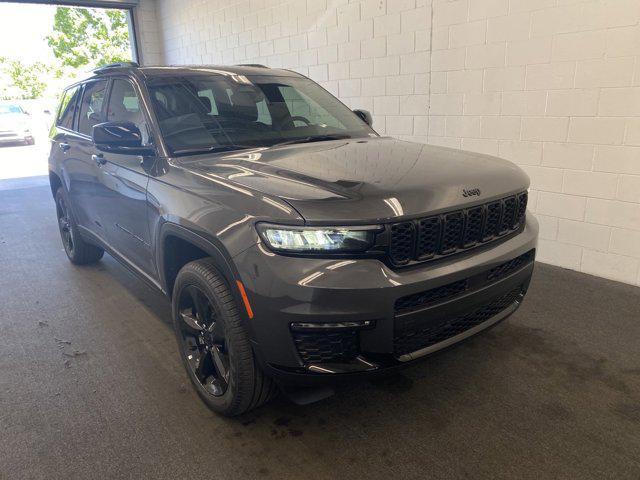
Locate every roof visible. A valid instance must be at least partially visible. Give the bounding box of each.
[92,64,301,78]
[138,65,301,77]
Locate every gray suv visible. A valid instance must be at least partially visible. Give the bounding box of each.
[49,62,538,415]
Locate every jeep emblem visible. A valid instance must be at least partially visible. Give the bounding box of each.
[462,188,481,197]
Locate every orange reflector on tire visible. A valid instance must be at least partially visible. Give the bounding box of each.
[236,280,254,319]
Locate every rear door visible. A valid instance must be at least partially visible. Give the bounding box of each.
[94,77,156,277]
[72,79,109,235]
[51,83,102,230]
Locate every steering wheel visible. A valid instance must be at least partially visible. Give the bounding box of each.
[278,116,311,131]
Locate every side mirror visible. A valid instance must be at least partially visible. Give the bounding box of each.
[92,121,154,156]
[353,109,373,127]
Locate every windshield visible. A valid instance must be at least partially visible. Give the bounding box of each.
[0,104,24,114]
[146,73,376,155]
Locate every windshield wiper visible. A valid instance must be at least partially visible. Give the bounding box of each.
[172,145,252,156]
[271,134,352,147]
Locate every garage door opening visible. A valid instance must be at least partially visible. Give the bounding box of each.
[0,1,136,181]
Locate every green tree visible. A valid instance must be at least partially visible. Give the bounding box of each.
[0,57,50,99]
[46,7,132,70]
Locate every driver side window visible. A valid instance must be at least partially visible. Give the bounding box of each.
[77,81,107,135]
[106,79,151,145]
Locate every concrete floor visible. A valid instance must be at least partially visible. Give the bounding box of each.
[1,175,640,480]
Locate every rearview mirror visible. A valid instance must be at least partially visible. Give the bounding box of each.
[353,109,372,127]
[92,121,154,155]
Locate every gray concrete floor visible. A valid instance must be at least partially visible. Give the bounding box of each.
[1,175,639,480]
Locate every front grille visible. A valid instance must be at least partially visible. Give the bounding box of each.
[389,222,415,264]
[292,330,359,364]
[394,249,535,314]
[394,287,523,356]
[441,212,464,253]
[389,192,528,266]
[416,216,441,260]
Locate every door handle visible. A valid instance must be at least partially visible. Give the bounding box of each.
[59,142,70,152]
[92,153,106,166]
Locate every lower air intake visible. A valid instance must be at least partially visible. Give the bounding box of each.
[393,287,523,356]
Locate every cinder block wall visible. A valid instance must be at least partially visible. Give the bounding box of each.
[428,0,640,285]
[155,0,432,143]
[134,0,163,65]
[146,0,640,286]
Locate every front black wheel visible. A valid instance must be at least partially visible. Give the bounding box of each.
[172,259,277,416]
[55,187,104,265]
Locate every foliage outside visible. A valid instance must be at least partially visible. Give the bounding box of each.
[1,6,132,100]
[0,57,50,100]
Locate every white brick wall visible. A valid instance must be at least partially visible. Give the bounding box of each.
[139,0,640,286]
[429,0,640,286]
[153,0,432,145]
[134,0,163,65]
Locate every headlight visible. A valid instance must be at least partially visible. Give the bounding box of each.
[257,224,380,253]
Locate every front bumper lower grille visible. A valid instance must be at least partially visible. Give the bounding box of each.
[389,191,528,266]
[393,286,524,357]
[291,330,360,364]
[290,250,535,366]
[395,249,535,314]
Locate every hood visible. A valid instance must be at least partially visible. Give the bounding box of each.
[179,137,530,223]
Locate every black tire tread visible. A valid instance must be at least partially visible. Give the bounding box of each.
[174,258,277,415]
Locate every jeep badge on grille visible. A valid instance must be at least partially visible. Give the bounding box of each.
[462,188,481,197]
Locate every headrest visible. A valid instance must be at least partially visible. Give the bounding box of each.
[216,88,264,122]
[198,95,212,113]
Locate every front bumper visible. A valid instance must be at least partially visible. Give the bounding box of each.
[233,215,538,385]
[0,131,31,143]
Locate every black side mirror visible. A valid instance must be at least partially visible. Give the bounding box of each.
[92,121,154,155]
[353,109,373,127]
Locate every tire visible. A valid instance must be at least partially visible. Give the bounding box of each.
[55,187,104,265]
[172,258,277,416]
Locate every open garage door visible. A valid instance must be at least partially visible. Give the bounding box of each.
[0,0,143,182]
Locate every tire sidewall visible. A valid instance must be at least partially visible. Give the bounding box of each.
[171,266,244,413]
[55,187,78,261]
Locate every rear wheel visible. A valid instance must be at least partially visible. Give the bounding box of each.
[55,187,104,265]
[172,258,277,416]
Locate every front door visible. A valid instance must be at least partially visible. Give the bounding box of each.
[95,77,155,278]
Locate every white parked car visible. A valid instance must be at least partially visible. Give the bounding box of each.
[0,103,34,145]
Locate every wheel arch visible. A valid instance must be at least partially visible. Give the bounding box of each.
[158,222,241,299]
[49,170,62,198]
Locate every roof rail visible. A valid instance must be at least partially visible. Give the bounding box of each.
[236,63,268,68]
[93,61,140,73]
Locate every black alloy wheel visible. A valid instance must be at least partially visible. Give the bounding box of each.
[171,259,277,415]
[176,284,231,397]
[54,187,104,265]
[56,193,74,257]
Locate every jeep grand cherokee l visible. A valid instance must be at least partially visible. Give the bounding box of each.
[49,62,538,416]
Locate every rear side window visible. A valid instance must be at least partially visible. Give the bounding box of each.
[77,80,108,136]
[57,86,81,130]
